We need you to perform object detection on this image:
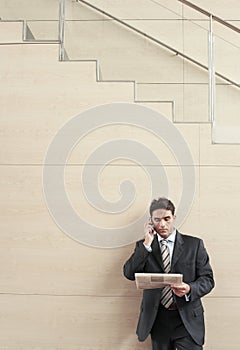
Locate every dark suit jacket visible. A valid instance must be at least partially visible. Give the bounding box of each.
[123,231,214,346]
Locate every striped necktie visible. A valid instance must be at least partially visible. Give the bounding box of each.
[160,239,174,308]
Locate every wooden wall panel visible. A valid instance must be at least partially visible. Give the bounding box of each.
[0,295,238,349]
[1,6,240,349]
[0,164,198,296]
[1,164,240,299]
[0,294,152,349]
[204,298,240,350]
[0,44,134,165]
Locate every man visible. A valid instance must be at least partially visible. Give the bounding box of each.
[123,197,214,350]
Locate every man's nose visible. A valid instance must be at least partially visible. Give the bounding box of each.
[160,221,165,227]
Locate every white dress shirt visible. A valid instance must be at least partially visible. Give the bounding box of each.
[143,229,190,301]
[143,228,176,262]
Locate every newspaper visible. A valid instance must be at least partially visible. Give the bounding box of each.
[135,273,183,290]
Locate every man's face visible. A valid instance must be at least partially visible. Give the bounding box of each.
[151,208,176,238]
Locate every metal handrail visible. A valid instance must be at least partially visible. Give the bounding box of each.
[77,0,239,88]
[59,0,66,60]
[208,15,215,123]
[178,0,240,34]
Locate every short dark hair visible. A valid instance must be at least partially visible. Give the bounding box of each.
[149,197,175,216]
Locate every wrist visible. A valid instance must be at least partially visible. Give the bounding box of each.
[143,242,152,252]
[143,240,152,248]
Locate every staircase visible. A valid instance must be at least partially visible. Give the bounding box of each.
[1,3,240,350]
[2,0,240,141]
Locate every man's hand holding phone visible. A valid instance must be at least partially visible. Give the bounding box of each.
[143,218,155,248]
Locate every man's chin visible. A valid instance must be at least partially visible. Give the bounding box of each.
[157,230,169,238]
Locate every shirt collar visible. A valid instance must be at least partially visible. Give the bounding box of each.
[157,228,176,243]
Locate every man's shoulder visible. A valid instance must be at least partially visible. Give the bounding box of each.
[177,231,203,243]
[136,238,145,246]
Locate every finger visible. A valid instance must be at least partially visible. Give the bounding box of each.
[171,285,181,291]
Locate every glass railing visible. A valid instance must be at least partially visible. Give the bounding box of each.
[213,23,240,142]
[178,0,240,142]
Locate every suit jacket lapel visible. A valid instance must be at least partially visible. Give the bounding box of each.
[152,234,164,271]
[171,230,184,271]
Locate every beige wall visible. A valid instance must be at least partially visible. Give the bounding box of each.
[1,1,240,348]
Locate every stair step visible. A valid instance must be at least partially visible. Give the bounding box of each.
[0,44,97,83]
[137,83,209,123]
[213,126,240,144]
[25,21,58,41]
[0,21,23,43]
[200,124,240,162]
[0,0,59,21]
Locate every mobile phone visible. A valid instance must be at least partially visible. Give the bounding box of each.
[149,217,155,233]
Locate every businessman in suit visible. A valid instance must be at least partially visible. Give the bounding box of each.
[123,197,214,350]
